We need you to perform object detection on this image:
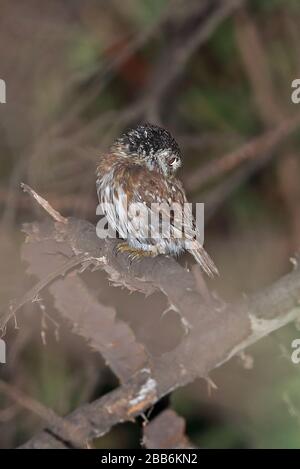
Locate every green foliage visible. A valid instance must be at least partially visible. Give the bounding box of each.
[181,84,257,134]
[252,0,300,13]
[69,33,103,77]
[128,0,167,28]
[208,19,237,65]
[195,424,247,449]
[24,342,88,415]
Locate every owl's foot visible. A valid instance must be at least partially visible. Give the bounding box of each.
[115,242,157,263]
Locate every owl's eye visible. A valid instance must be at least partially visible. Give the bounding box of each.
[169,156,179,166]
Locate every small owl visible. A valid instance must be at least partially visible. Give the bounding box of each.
[96,123,218,277]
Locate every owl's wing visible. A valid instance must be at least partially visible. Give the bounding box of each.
[125,168,218,276]
[128,170,199,242]
[127,168,187,240]
[98,163,218,276]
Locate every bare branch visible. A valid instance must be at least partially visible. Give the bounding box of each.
[234,8,300,250]
[20,259,300,448]
[184,114,300,191]
[21,183,68,224]
[12,186,300,449]
[143,409,197,449]
[0,380,87,448]
[143,0,245,119]
[0,253,88,333]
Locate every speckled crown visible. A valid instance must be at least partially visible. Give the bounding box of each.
[115,123,181,158]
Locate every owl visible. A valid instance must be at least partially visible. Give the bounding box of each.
[96,123,218,277]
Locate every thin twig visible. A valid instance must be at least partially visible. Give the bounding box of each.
[0,253,89,332]
[21,183,68,224]
[184,114,300,191]
[0,380,87,448]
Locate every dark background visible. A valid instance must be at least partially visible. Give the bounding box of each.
[1,0,300,448]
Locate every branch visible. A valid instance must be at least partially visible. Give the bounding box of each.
[234,8,300,250]
[20,183,68,224]
[11,186,300,449]
[203,150,276,222]
[1,187,150,384]
[0,380,87,449]
[20,262,300,448]
[143,409,197,449]
[143,0,245,120]
[184,114,300,191]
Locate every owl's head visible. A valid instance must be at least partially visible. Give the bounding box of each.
[113,123,182,177]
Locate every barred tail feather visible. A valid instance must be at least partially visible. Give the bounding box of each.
[191,244,219,278]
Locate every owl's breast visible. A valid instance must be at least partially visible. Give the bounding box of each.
[96,157,137,238]
[96,156,188,255]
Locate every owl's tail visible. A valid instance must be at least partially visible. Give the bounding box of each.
[191,243,219,278]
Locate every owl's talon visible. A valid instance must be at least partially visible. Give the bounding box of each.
[115,242,127,254]
[115,241,156,263]
[115,242,139,261]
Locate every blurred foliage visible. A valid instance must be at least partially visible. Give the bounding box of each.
[1,0,300,449]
